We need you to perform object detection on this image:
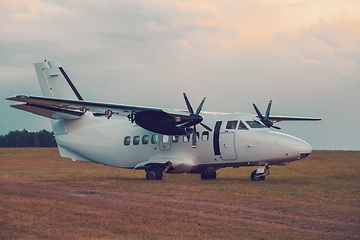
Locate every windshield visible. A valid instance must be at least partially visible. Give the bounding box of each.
[246,120,266,128]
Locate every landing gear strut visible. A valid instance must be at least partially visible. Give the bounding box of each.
[251,165,271,181]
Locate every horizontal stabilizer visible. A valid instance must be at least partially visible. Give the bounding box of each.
[7,95,165,117]
[11,103,83,120]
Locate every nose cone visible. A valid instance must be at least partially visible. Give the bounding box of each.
[295,140,312,159]
[277,133,312,161]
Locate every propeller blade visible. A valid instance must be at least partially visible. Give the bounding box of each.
[182,93,210,143]
[192,125,197,149]
[252,103,264,121]
[200,123,213,132]
[176,120,192,127]
[195,97,206,115]
[265,100,272,120]
[253,100,278,129]
[183,93,194,114]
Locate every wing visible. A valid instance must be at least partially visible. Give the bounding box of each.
[7,95,165,117]
[268,115,321,122]
[7,95,195,135]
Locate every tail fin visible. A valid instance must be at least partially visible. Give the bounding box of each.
[34,60,83,100]
[33,60,85,135]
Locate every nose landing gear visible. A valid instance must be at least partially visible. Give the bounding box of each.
[251,165,271,181]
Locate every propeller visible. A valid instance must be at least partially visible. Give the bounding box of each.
[181,93,213,149]
[252,100,281,130]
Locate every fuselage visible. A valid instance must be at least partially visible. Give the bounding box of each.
[54,112,312,173]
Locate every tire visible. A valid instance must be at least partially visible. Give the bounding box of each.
[251,170,265,181]
[146,166,163,180]
[201,172,207,180]
[201,171,216,180]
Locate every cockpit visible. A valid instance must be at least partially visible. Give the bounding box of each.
[225,120,267,130]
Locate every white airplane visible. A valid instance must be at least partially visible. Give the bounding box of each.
[7,60,321,181]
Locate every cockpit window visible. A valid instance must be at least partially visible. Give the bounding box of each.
[226,120,238,129]
[238,120,248,130]
[246,120,266,128]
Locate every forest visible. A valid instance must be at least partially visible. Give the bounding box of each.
[0,129,57,147]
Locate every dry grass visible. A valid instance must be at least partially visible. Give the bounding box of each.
[0,148,359,239]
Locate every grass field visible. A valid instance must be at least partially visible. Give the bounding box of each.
[0,148,359,239]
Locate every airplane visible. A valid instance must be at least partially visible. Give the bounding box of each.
[7,60,321,181]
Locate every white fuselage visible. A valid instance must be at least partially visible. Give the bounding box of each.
[54,112,312,172]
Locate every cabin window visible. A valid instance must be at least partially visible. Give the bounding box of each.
[226,120,238,129]
[142,135,149,144]
[238,120,248,130]
[162,135,169,143]
[133,136,140,145]
[124,136,131,146]
[172,136,179,143]
[246,120,266,128]
[151,135,158,144]
[202,131,209,141]
[183,135,190,142]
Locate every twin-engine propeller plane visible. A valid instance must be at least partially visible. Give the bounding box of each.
[7,60,321,181]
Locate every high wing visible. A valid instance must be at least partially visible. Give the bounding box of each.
[268,115,321,122]
[7,95,197,135]
[252,100,321,129]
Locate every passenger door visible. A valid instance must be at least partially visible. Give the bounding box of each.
[219,132,237,160]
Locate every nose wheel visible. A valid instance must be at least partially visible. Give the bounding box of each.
[251,165,271,181]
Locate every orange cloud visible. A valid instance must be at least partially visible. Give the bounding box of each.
[172,0,360,47]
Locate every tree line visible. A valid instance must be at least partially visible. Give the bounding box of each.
[0,129,57,147]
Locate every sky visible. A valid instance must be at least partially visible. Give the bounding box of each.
[1,0,359,150]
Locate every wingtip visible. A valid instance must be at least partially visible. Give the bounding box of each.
[6,95,29,101]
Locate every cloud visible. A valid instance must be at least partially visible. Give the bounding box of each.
[0,65,32,82]
[0,0,359,149]
[0,0,68,20]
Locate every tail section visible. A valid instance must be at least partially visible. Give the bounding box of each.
[33,60,85,135]
[8,60,102,162]
[34,60,83,100]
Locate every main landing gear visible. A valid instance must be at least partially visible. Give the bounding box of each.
[145,162,172,180]
[146,166,163,180]
[251,165,271,181]
[201,171,217,180]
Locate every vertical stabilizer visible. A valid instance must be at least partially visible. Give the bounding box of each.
[34,60,84,135]
[34,60,83,100]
